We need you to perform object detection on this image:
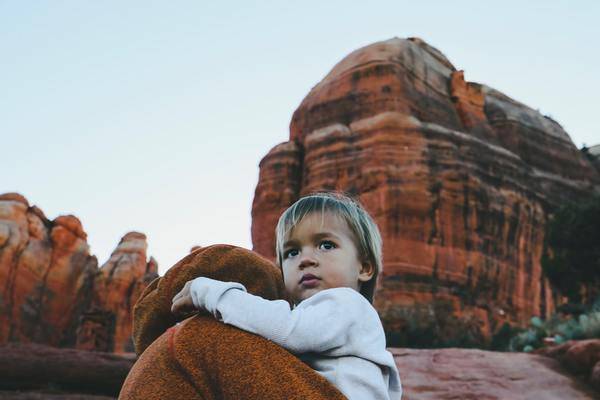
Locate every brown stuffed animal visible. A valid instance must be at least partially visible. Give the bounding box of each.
[119,244,346,400]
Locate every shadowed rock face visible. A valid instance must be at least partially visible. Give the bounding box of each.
[0,194,157,353]
[251,37,600,338]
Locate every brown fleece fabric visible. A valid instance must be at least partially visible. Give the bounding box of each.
[119,244,346,400]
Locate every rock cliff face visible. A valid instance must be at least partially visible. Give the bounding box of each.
[251,38,600,339]
[0,194,157,352]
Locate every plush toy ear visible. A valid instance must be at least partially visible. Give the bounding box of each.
[358,262,375,282]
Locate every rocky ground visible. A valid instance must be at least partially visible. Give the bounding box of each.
[394,346,598,399]
[1,342,598,399]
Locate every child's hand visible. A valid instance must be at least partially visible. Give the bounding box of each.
[171,280,198,316]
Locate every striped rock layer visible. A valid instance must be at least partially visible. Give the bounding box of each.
[251,38,600,338]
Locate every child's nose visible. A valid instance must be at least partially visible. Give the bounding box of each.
[298,248,318,269]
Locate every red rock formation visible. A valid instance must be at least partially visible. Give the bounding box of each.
[251,141,303,255]
[536,339,600,390]
[251,38,600,341]
[0,193,158,353]
[0,193,97,347]
[77,233,158,353]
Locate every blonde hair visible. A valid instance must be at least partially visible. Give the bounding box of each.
[275,192,383,303]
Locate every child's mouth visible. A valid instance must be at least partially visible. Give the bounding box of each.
[300,274,320,288]
[300,277,320,288]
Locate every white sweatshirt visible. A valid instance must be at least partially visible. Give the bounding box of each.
[190,277,402,400]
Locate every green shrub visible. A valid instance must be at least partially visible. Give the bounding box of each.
[382,302,600,351]
[507,301,600,352]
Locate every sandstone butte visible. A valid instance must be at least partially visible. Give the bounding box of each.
[0,193,158,353]
[251,37,600,339]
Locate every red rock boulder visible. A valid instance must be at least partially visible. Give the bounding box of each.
[537,339,600,390]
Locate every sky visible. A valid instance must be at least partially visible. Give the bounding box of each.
[2,1,599,275]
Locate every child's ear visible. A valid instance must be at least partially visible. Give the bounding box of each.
[358,262,375,282]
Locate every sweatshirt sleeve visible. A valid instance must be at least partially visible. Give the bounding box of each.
[189,277,359,354]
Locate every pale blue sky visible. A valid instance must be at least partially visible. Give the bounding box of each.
[2,1,598,274]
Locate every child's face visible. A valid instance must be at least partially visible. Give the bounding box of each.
[281,212,373,305]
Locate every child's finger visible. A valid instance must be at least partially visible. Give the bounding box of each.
[172,300,185,315]
[171,295,195,315]
[172,288,186,302]
[172,282,191,302]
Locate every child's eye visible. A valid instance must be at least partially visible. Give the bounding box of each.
[284,248,299,259]
[319,241,336,250]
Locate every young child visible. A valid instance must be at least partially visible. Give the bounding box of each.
[171,192,402,399]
